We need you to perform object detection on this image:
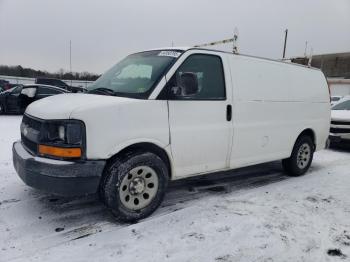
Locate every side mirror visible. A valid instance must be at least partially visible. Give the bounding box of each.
[171,72,199,97]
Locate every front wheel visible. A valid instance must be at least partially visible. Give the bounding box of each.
[282,136,314,176]
[101,152,169,222]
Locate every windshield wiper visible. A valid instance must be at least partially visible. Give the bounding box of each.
[87,87,117,96]
[87,87,145,99]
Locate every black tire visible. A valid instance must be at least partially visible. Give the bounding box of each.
[282,135,314,176]
[101,151,169,222]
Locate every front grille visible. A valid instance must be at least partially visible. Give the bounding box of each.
[331,120,350,126]
[330,127,350,134]
[21,114,42,155]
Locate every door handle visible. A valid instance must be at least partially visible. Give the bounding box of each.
[226,105,232,121]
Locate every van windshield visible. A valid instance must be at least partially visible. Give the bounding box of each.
[87,50,182,99]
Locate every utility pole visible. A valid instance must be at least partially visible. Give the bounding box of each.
[282,29,288,59]
[69,40,72,85]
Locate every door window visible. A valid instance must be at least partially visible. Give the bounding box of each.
[37,87,63,95]
[167,54,226,100]
[11,86,22,94]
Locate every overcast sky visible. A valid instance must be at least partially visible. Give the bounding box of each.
[0,0,349,74]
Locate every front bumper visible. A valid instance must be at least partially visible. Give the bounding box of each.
[12,141,106,196]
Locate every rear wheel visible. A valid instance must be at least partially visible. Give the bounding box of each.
[101,152,169,222]
[282,135,314,176]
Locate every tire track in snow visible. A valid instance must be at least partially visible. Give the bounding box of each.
[4,151,350,261]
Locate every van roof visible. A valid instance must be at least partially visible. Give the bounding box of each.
[145,47,322,72]
[144,47,191,52]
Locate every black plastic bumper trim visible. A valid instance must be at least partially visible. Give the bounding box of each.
[12,141,106,196]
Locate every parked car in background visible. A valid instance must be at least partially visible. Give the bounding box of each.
[13,47,330,222]
[329,96,350,146]
[0,84,69,114]
[5,83,21,90]
[0,79,21,91]
[331,95,343,106]
[0,79,14,92]
[0,79,9,90]
[35,77,85,93]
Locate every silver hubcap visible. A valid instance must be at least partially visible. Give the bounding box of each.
[119,166,159,210]
[297,143,311,169]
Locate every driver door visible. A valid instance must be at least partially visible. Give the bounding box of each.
[166,53,233,178]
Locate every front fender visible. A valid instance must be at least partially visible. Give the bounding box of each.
[71,100,170,160]
[106,138,170,159]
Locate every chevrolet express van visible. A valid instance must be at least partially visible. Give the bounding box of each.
[13,48,330,222]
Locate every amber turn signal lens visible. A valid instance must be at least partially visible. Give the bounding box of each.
[38,145,82,158]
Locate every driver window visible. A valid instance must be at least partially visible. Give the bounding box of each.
[168,54,226,100]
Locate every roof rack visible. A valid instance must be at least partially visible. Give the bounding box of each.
[194,28,239,54]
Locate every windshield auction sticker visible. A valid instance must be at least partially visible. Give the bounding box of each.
[158,51,181,58]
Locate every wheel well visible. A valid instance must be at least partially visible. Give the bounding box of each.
[110,143,172,179]
[297,129,316,149]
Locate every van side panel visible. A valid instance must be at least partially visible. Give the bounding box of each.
[228,55,330,168]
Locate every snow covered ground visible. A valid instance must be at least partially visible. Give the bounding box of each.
[1,115,350,262]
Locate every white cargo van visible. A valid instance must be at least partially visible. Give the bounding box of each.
[13,48,330,222]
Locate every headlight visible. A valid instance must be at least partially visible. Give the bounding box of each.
[38,120,85,159]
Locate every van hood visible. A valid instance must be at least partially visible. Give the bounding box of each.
[331,110,350,122]
[26,93,136,120]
